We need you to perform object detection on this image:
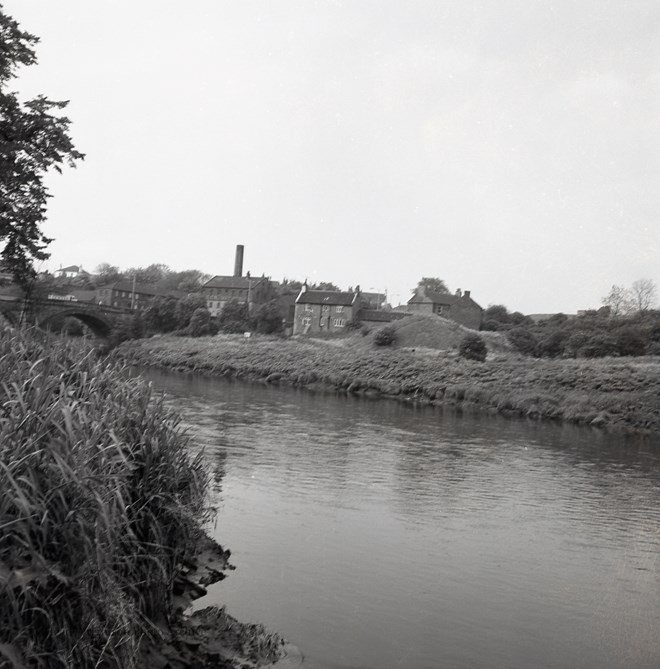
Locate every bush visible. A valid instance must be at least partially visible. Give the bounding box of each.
[578,333,619,358]
[616,327,646,356]
[188,307,217,337]
[345,319,362,331]
[459,333,487,361]
[507,327,538,355]
[0,330,211,668]
[536,330,569,358]
[374,325,396,346]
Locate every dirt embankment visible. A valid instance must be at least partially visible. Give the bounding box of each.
[120,333,660,435]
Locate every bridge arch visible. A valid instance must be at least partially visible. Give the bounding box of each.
[38,309,114,338]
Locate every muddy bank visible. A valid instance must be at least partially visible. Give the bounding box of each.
[150,533,302,668]
[119,335,660,435]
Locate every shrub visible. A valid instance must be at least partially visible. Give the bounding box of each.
[616,327,646,356]
[0,329,211,668]
[189,307,218,337]
[374,325,396,346]
[459,333,487,361]
[536,330,569,358]
[507,327,538,355]
[578,333,619,358]
[345,319,362,331]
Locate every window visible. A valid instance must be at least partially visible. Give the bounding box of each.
[333,318,346,327]
[434,304,445,315]
[335,306,344,313]
[304,304,313,312]
[302,317,312,326]
[322,305,329,312]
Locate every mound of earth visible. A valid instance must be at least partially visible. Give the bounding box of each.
[366,314,510,353]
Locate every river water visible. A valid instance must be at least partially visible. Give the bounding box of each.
[142,368,660,669]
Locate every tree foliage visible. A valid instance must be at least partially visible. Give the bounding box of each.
[415,277,449,294]
[0,9,83,288]
[252,299,283,334]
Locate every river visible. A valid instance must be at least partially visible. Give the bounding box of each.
[142,368,660,669]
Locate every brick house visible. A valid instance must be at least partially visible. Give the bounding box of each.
[293,285,360,335]
[201,273,273,317]
[95,281,173,310]
[407,287,483,329]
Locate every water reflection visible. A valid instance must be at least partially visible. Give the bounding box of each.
[144,368,660,669]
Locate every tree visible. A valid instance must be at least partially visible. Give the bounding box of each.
[188,307,216,337]
[95,263,123,285]
[415,277,449,294]
[125,264,170,286]
[313,281,339,291]
[0,9,84,288]
[217,300,251,333]
[143,296,178,332]
[629,279,657,313]
[601,284,632,316]
[252,299,283,334]
[174,293,207,329]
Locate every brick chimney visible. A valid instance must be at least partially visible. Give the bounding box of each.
[464,290,471,299]
[234,244,244,277]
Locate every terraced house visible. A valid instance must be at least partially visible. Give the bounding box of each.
[293,285,361,335]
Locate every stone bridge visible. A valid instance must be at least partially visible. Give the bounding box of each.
[0,297,132,337]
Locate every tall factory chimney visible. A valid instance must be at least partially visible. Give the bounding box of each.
[234,244,244,277]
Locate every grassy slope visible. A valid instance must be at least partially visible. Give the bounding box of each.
[122,334,660,434]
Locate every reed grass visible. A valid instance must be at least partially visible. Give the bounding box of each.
[0,328,211,668]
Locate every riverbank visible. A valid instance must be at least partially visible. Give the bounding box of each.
[120,334,660,434]
[0,329,295,668]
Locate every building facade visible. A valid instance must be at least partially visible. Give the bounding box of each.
[201,274,273,317]
[293,286,360,335]
[95,281,169,310]
[406,288,483,330]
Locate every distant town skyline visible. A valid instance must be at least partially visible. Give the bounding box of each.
[4,0,659,314]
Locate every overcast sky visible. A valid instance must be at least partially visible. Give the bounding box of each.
[4,0,659,312]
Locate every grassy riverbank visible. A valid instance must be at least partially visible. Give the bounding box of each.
[121,334,660,434]
[0,329,291,668]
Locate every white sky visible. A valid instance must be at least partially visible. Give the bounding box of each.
[4,0,659,312]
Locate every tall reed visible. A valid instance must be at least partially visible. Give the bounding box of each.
[0,328,210,668]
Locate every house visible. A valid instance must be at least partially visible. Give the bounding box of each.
[293,285,361,335]
[54,265,88,280]
[96,281,171,310]
[201,245,274,316]
[406,287,483,329]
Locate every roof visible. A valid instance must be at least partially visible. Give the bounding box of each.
[57,265,81,273]
[358,309,410,323]
[296,290,357,306]
[203,275,268,290]
[97,281,169,297]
